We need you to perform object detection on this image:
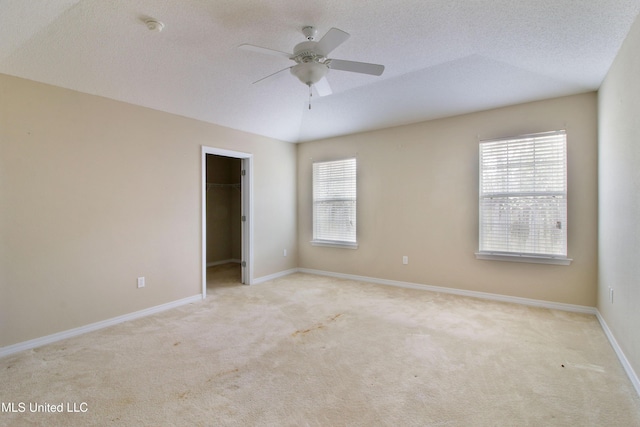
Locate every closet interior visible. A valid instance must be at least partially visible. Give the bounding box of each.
[206,154,242,287]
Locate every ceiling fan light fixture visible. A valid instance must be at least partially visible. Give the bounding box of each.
[290,62,328,86]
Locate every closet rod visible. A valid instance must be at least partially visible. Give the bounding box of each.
[206,183,241,191]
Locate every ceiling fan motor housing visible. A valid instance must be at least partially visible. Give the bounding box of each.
[292,41,326,63]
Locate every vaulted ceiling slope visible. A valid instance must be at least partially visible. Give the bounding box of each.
[1,1,639,143]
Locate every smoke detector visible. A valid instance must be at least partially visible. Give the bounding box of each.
[145,19,164,32]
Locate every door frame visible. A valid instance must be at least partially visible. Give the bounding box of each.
[201,146,254,297]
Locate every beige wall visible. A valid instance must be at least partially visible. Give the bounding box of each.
[0,74,602,348]
[298,93,598,306]
[598,13,640,386]
[0,74,297,347]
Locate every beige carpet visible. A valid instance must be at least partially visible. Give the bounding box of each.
[2,265,639,426]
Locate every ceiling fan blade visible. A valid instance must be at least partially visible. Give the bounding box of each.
[314,77,332,97]
[252,66,293,84]
[238,44,292,59]
[317,28,350,55]
[328,59,385,76]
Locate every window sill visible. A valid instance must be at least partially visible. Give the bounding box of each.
[311,240,358,249]
[475,252,572,265]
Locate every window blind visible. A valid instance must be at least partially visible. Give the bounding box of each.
[479,131,567,257]
[312,158,357,245]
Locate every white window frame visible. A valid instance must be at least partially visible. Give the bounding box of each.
[311,158,358,249]
[475,131,572,265]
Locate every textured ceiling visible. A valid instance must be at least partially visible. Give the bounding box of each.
[1,1,639,143]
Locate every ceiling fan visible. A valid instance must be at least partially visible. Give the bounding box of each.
[239,26,384,98]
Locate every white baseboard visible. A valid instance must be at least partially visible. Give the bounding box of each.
[298,268,596,314]
[252,268,299,285]
[0,294,203,359]
[596,311,640,397]
[207,259,241,267]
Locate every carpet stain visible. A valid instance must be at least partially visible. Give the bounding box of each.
[292,313,343,337]
[292,325,324,336]
[328,313,343,321]
[209,367,240,380]
[173,341,181,346]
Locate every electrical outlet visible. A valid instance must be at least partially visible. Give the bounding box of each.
[402,256,408,265]
[137,277,145,288]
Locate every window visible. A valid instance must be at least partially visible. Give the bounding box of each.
[312,158,357,248]
[476,131,571,265]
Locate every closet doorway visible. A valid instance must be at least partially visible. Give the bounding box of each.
[201,147,253,297]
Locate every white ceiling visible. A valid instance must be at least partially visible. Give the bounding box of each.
[2,1,639,143]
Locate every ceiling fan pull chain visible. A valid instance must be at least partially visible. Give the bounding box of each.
[308,84,312,110]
